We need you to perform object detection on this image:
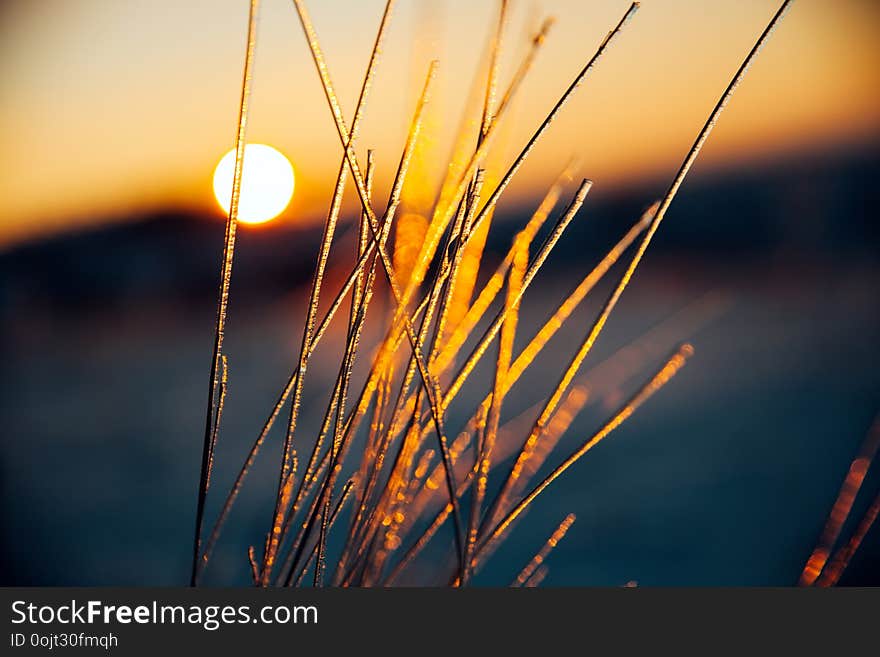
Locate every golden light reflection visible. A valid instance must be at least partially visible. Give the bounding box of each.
[799,415,880,586]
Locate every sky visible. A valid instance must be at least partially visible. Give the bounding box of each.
[0,0,878,247]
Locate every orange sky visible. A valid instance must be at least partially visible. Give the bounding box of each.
[1,0,878,248]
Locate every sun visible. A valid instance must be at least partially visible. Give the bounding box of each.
[212,143,295,224]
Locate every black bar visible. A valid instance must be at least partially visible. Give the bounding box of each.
[2,587,876,655]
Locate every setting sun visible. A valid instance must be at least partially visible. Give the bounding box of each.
[212,144,295,224]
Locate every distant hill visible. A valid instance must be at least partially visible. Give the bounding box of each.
[0,212,324,316]
[485,144,880,270]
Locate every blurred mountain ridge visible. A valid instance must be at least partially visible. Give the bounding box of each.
[2,144,877,318]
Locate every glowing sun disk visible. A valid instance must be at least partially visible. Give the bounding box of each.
[213,144,294,224]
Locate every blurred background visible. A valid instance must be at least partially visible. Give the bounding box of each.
[1,0,878,585]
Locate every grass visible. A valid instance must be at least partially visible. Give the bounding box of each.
[799,414,880,587]
[189,0,799,587]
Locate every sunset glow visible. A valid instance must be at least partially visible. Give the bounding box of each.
[1,1,878,246]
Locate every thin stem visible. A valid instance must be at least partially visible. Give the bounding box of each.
[512,514,575,587]
[816,490,880,587]
[190,0,259,587]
